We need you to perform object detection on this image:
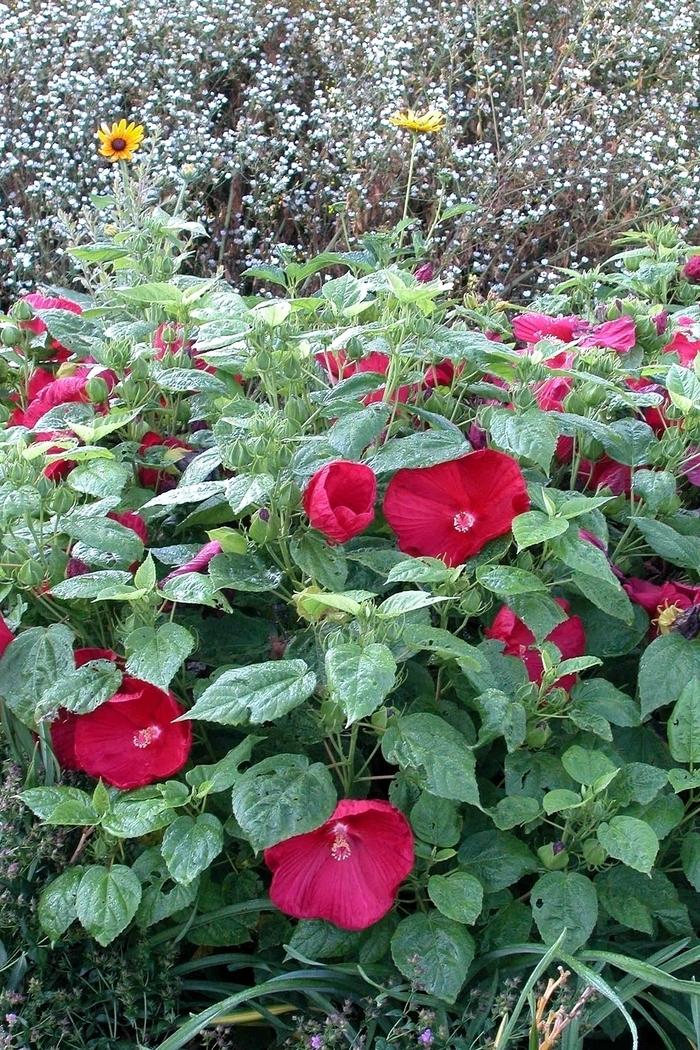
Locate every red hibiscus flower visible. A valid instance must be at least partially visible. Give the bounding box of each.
[485,599,586,692]
[578,316,636,353]
[137,431,191,492]
[316,350,412,405]
[10,368,115,428]
[153,322,189,358]
[264,799,414,930]
[0,615,14,657]
[414,262,434,282]
[303,461,377,544]
[511,313,578,345]
[424,359,459,388]
[683,256,700,282]
[623,577,700,636]
[579,455,633,496]
[682,447,700,486]
[108,511,149,545]
[534,352,575,412]
[52,661,191,790]
[383,450,529,566]
[162,540,223,584]
[664,330,700,368]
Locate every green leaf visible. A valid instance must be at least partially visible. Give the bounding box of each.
[325,642,396,724]
[159,573,220,607]
[597,816,659,874]
[326,404,390,458]
[21,786,98,825]
[208,553,283,592]
[100,790,180,838]
[0,624,75,726]
[376,590,452,616]
[62,515,144,564]
[125,624,196,689]
[38,867,84,941]
[161,814,224,885]
[289,532,348,591]
[561,746,617,785]
[117,281,183,305]
[186,737,260,796]
[666,362,700,413]
[68,459,130,497]
[51,571,133,599]
[145,480,228,509]
[668,679,700,763]
[639,635,700,717]
[225,474,274,514]
[288,920,362,960]
[391,912,475,1003]
[321,272,366,313]
[428,872,483,925]
[476,565,546,595]
[231,754,336,851]
[552,530,633,622]
[681,832,700,891]
[36,660,122,717]
[76,864,142,946]
[633,470,677,514]
[512,511,572,549]
[472,689,527,752]
[410,792,462,847]
[632,518,700,570]
[489,408,558,472]
[366,431,468,473]
[597,868,690,936]
[492,795,541,829]
[570,679,640,727]
[531,871,598,952]
[382,713,479,804]
[458,830,538,892]
[184,659,316,726]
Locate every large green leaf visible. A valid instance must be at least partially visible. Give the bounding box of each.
[37,867,84,941]
[638,635,700,717]
[161,814,224,886]
[0,624,75,726]
[125,624,195,689]
[391,912,475,1003]
[184,659,316,725]
[325,642,396,724]
[667,679,700,763]
[427,872,483,925]
[596,816,659,874]
[75,864,142,946]
[382,713,479,804]
[531,871,598,952]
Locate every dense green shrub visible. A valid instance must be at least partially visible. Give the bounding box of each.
[1,170,700,1049]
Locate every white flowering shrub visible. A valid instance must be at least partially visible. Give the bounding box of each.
[2,0,700,295]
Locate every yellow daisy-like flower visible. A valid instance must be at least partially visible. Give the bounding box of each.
[389,108,446,134]
[96,119,145,162]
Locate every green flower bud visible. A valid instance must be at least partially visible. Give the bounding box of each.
[582,839,607,867]
[85,377,110,403]
[248,508,278,545]
[51,488,75,514]
[537,843,569,870]
[10,300,33,321]
[1,324,23,347]
[526,723,551,749]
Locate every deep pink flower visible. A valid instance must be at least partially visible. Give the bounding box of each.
[153,322,189,358]
[579,455,633,496]
[414,262,434,282]
[485,598,586,692]
[315,350,412,405]
[0,615,14,657]
[264,799,414,930]
[107,511,149,546]
[652,311,669,335]
[303,461,377,544]
[511,313,578,345]
[682,447,700,486]
[664,330,700,368]
[162,540,223,583]
[52,657,191,790]
[682,256,700,282]
[625,377,670,434]
[10,369,115,428]
[424,359,459,388]
[383,450,529,566]
[624,577,700,635]
[534,354,574,412]
[578,316,637,353]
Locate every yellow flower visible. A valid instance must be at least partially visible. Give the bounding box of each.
[655,602,684,634]
[389,108,446,134]
[96,119,145,162]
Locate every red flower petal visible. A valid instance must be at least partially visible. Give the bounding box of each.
[0,614,14,657]
[264,799,414,930]
[485,598,586,691]
[512,313,578,344]
[303,461,377,544]
[383,450,529,566]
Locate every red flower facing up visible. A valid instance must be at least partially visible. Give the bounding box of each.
[511,313,578,345]
[485,599,586,692]
[52,662,191,790]
[264,799,414,930]
[623,577,700,636]
[383,450,529,566]
[137,431,191,492]
[303,461,377,544]
[664,330,700,368]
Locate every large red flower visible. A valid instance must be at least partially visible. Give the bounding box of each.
[578,316,636,353]
[579,455,633,496]
[383,450,529,566]
[51,652,191,790]
[10,368,115,428]
[20,292,82,336]
[264,799,414,930]
[485,599,586,691]
[303,461,377,544]
[511,313,578,344]
[664,330,700,368]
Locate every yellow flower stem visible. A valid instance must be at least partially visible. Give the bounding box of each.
[399,134,418,248]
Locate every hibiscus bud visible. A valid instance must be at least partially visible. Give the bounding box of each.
[85,377,110,403]
[249,508,278,545]
[1,324,22,347]
[160,324,180,345]
[582,839,607,866]
[51,488,75,514]
[415,262,434,283]
[10,300,33,321]
[526,723,551,749]
[303,461,377,544]
[683,256,700,283]
[537,843,569,870]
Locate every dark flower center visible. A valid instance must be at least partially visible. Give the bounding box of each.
[111,137,127,151]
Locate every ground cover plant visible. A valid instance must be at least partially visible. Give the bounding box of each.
[2,0,700,298]
[1,153,700,1049]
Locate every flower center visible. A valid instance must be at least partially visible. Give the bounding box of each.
[453,510,476,533]
[330,821,352,861]
[132,724,161,749]
[655,602,684,635]
[111,137,127,151]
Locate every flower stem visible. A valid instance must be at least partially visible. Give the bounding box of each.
[399,135,418,247]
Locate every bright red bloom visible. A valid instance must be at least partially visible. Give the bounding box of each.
[578,316,636,353]
[534,352,575,412]
[664,330,700,368]
[511,313,578,345]
[20,293,82,336]
[485,599,586,692]
[579,455,633,496]
[264,799,414,930]
[303,461,377,544]
[0,615,14,657]
[137,431,191,491]
[383,450,529,566]
[10,368,115,429]
[316,350,412,405]
[683,256,700,282]
[624,577,700,636]
[108,511,149,545]
[424,359,460,388]
[52,660,191,790]
[153,322,189,358]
